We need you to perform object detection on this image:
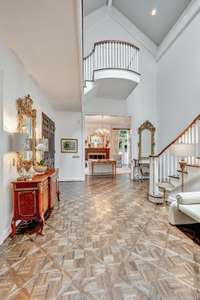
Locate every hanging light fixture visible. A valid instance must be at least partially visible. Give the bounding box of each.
[95,115,110,136]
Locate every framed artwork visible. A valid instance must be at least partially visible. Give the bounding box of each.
[61,138,78,153]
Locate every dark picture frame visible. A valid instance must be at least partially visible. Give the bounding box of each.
[61,138,78,153]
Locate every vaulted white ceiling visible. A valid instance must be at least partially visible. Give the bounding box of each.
[84,0,107,17]
[83,0,192,45]
[0,0,82,110]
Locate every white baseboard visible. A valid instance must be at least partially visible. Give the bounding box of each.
[0,225,11,245]
[59,177,85,182]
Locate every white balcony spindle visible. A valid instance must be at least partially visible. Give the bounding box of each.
[149,156,160,198]
[112,42,114,68]
[83,41,140,85]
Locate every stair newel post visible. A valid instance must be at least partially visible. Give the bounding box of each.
[149,155,160,200]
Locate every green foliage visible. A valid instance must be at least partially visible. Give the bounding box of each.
[39,160,45,166]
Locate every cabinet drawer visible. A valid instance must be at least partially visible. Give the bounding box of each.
[17,191,37,218]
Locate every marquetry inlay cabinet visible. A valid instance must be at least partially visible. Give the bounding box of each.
[11,169,59,236]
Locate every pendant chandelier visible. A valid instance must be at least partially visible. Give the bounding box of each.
[95,115,110,136]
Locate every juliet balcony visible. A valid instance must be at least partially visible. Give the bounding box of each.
[83,40,140,100]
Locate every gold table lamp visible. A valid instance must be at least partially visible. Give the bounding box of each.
[170,143,195,192]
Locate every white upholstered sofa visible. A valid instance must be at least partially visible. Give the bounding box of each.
[169,192,200,225]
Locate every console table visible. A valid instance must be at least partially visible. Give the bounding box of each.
[85,148,110,160]
[91,160,116,176]
[11,169,59,237]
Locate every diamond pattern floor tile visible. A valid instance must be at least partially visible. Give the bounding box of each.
[0,175,200,299]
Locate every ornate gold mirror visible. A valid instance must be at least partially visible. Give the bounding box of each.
[138,120,155,160]
[17,94,36,164]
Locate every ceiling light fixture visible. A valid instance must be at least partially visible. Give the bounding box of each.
[151,8,157,16]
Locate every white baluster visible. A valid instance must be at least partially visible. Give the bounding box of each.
[123,43,126,69]
[87,57,89,80]
[163,155,166,181]
[110,41,112,68]
[136,48,138,72]
[159,156,162,182]
[96,44,98,70]
[132,48,134,71]
[102,43,104,69]
[171,154,174,177]
[192,124,195,164]
[114,42,116,69]
[167,152,170,180]
[197,119,200,157]
[149,156,160,198]
[121,43,122,69]
[125,44,127,69]
[116,42,118,68]
[112,42,114,68]
[89,56,91,80]
[105,43,108,68]
[100,43,102,69]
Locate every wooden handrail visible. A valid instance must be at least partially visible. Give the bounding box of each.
[186,164,200,168]
[83,40,139,61]
[157,114,200,157]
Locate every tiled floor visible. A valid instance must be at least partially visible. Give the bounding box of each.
[1,175,200,299]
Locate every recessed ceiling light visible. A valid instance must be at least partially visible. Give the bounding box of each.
[151,9,157,16]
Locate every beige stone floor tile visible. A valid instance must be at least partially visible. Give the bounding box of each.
[0,176,200,299]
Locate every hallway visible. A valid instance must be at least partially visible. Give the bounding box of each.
[0,176,200,299]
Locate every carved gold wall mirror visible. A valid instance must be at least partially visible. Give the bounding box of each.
[138,120,155,160]
[16,94,37,165]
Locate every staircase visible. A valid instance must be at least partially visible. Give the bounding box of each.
[149,115,200,203]
[83,40,140,99]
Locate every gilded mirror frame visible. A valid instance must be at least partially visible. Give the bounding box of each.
[16,94,37,164]
[138,120,155,160]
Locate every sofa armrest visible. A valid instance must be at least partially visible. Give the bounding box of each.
[176,192,200,205]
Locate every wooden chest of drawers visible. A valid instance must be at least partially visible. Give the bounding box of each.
[11,169,59,236]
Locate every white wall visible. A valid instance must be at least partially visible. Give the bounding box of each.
[85,123,111,140]
[55,111,84,181]
[84,6,158,158]
[157,12,200,151]
[0,42,56,244]
[84,97,127,116]
[0,41,85,244]
[127,47,158,158]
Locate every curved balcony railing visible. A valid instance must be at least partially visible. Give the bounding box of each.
[83,40,140,82]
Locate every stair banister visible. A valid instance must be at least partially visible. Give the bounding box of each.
[149,115,200,201]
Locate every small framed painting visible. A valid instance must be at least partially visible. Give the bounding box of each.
[61,138,78,153]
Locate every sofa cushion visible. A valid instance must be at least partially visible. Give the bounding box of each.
[179,204,200,223]
[169,202,198,225]
[176,192,200,205]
